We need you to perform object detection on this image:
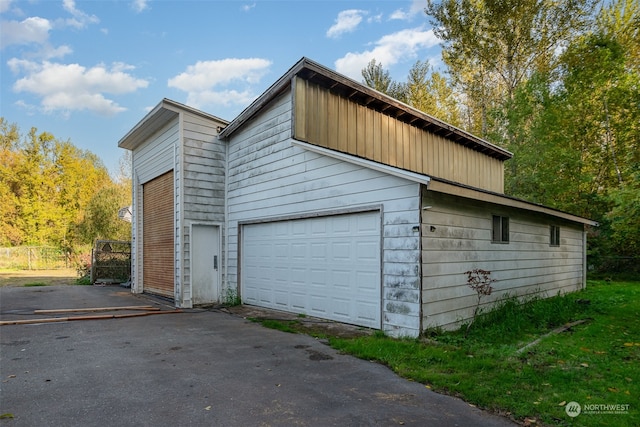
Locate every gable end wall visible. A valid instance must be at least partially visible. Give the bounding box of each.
[226,88,423,337]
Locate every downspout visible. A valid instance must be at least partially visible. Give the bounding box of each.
[418,178,432,334]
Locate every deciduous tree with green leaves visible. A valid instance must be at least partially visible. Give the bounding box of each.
[361,59,407,102]
[0,119,132,251]
[425,0,596,138]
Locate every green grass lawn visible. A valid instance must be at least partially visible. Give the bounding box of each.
[329,280,639,426]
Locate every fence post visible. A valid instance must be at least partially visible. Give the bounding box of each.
[90,248,95,284]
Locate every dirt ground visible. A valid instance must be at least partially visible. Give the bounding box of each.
[0,268,78,287]
[222,304,375,339]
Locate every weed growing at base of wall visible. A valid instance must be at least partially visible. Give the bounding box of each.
[464,268,496,337]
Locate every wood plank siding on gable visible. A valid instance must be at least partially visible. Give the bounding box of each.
[293,77,505,193]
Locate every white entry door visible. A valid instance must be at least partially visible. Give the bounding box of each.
[191,224,220,305]
[242,211,381,328]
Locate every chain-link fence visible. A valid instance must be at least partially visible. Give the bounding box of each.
[588,255,640,277]
[0,246,70,270]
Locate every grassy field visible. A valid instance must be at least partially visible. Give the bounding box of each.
[0,268,78,287]
[328,280,639,426]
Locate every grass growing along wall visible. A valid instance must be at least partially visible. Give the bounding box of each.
[329,281,639,426]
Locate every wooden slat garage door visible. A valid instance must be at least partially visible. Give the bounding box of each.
[142,171,174,298]
[242,211,381,328]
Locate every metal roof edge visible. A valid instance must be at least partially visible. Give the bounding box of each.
[118,98,229,150]
[427,177,598,226]
[161,98,229,125]
[118,98,172,149]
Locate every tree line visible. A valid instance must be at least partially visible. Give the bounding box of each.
[0,117,131,254]
[1,0,636,274]
[362,0,639,273]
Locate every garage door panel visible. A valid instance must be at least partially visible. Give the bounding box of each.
[242,211,381,328]
[357,241,378,260]
[142,171,174,298]
[273,289,289,306]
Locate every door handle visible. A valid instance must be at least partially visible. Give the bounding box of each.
[213,255,218,270]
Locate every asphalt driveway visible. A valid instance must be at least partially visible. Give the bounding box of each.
[0,285,515,426]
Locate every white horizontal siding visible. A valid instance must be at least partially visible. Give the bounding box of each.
[133,118,178,184]
[180,111,227,306]
[421,191,585,330]
[226,89,422,337]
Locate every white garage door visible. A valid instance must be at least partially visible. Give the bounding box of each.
[242,211,381,328]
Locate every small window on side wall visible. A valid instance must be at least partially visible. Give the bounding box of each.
[492,215,509,243]
[550,225,560,246]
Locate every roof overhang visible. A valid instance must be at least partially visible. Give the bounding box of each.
[428,178,598,226]
[118,98,228,151]
[219,57,512,161]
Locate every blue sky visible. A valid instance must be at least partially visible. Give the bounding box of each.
[1,0,442,176]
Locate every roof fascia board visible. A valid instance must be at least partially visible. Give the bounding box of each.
[428,179,598,226]
[292,139,431,186]
[118,98,228,150]
[219,59,308,139]
[118,99,174,149]
[161,98,229,124]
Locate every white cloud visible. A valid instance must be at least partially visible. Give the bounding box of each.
[9,59,149,116]
[0,0,13,14]
[0,16,51,48]
[334,27,440,80]
[390,9,410,21]
[62,0,99,29]
[168,58,271,109]
[368,13,383,24]
[0,16,72,59]
[132,0,150,13]
[242,3,256,12]
[42,44,73,59]
[390,0,426,21]
[326,9,367,39]
[1,2,97,57]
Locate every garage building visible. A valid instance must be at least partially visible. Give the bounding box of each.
[119,58,596,337]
